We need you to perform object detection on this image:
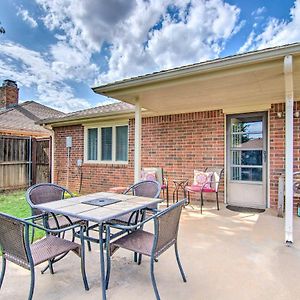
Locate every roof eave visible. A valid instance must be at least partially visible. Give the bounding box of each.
[93,43,300,95]
[38,108,136,126]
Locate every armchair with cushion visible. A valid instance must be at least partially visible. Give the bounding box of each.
[185,167,224,213]
[141,167,169,205]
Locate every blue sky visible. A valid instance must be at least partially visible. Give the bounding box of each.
[0,0,298,112]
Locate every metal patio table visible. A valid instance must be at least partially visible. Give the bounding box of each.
[33,191,162,300]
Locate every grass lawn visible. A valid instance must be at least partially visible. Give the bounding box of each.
[0,190,44,240]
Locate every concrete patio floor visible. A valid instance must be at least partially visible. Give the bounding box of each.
[1,202,300,300]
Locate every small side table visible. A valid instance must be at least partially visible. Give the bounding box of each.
[172,179,188,203]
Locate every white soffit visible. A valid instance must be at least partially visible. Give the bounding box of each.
[94,45,300,115]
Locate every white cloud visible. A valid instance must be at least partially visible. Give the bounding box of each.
[0,42,92,112]
[251,7,266,17]
[238,31,255,53]
[17,7,38,28]
[98,0,242,83]
[240,0,300,52]
[1,0,244,113]
[50,42,99,81]
[35,0,242,85]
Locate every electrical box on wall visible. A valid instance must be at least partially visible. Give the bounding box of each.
[66,136,72,148]
[77,159,83,167]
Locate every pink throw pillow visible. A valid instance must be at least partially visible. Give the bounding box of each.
[193,170,212,187]
[141,171,157,181]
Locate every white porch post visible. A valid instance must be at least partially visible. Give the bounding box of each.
[284,55,294,244]
[134,101,142,183]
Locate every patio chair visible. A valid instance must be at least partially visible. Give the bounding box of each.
[108,199,187,300]
[142,167,169,205]
[26,183,91,271]
[26,183,79,231]
[106,180,161,265]
[0,212,89,300]
[109,180,161,226]
[185,167,224,214]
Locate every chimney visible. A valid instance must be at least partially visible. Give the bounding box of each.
[0,79,19,109]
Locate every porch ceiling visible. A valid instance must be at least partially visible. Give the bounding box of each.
[94,46,300,115]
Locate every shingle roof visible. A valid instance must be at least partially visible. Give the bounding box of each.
[0,101,65,136]
[39,101,134,125]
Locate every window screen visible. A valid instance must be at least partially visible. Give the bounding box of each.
[87,128,98,160]
[101,127,112,161]
[116,125,128,161]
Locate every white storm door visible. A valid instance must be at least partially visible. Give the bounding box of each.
[226,113,267,209]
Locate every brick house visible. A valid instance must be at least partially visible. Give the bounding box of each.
[0,79,65,189]
[40,44,300,242]
[0,79,64,137]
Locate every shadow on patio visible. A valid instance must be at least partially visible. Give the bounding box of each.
[1,203,300,300]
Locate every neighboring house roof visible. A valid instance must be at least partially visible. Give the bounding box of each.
[39,102,135,126]
[0,101,65,136]
[239,138,263,149]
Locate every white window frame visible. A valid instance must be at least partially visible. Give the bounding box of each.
[84,121,129,164]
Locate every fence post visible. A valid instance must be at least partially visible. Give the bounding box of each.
[31,138,37,185]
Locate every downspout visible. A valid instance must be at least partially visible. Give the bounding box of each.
[50,128,55,183]
[134,100,142,183]
[284,55,294,245]
[42,124,55,183]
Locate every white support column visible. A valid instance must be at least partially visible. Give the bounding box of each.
[284,55,294,244]
[134,101,142,183]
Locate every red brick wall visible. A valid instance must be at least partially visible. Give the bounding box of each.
[53,104,300,213]
[0,85,19,109]
[53,110,225,197]
[140,110,225,199]
[269,102,300,212]
[53,125,134,193]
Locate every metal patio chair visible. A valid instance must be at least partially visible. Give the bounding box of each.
[107,199,187,300]
[0,212,89,300]
[142,167,169,205]
[26,183,91,272]
[105,180,162,265]
[110,180,161,226]
[26,183,80,231]
[185,167,224,213]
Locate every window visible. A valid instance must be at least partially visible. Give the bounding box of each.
[101,127,112,161]
[87,128,98,160]
[85,124,128,163]
[116,125,128,161]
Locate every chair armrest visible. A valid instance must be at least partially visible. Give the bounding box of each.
[24,213,48,221]
[24,219,83,234]
[144,207,161,213]
[107,213,157,231]
[200,181,220,191]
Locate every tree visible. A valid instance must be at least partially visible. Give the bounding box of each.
[0,22,5,34]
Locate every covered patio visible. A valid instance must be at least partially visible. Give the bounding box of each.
[94,44,300,244]
[1,204,300,300]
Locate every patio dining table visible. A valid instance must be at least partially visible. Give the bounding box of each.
[33,191,163,300]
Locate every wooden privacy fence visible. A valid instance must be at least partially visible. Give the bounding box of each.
[0,136,51,191]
